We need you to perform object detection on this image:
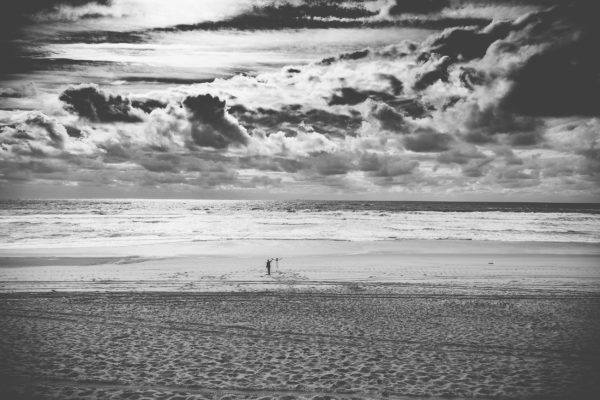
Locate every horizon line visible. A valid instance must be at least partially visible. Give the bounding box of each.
[1,197,598,205]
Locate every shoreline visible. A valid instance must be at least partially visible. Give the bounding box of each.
[2,238,599,255]
[1,239,599,293]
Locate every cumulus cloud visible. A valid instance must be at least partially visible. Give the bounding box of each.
[328,88,369,106]
[1,0,599,199]
[413,55,451,90]
[501,34,599,117]
[359,152,419,177]
[447,98,544,145]
[131,98,168,114]
[369,103,406,132]
[0,107,255,190]
[436,144,487,165]
[59,84,146,123]
[404,129,452,152]
[1,112,70,154]
[423,22,510,61]
[182,94,250,149]
[22,113,70,148]
[230,104,363,138]
[0,83,38,98]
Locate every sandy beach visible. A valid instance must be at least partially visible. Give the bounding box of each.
[1,239,599,293]
[1,289,599,399]
[1,239,600,399]
[2,0,600,396]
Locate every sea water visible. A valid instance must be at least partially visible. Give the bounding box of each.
[0,199,599,249]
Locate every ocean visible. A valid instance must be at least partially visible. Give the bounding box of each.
[1,200,599,249]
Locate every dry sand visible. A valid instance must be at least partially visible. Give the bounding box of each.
[1,240,599,399]
[1,289,600,400]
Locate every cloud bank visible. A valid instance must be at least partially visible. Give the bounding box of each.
[1,1,598,200]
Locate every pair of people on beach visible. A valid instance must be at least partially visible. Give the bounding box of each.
[265,257,281,275]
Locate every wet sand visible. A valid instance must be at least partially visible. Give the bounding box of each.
[1,239,599,292]
[1,240,599,399]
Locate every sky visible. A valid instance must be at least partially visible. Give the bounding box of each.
[0,0,598,201]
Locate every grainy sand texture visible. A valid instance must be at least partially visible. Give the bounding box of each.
[1,287,600,400]
[1,239,599,399]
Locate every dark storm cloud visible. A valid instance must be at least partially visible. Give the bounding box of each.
[328,88,369,106]
[3,58,124,79]
[424,20,514,62]
[121,77,214,85]
[0,0,110,26]
[387,99,430,119]
[413,56,451,90]
[2,0,111,14]
[459,102,544,145]
[319,49,371,66]
[131,99,168,114]
[370,103,406,132]
[328,88,395,106]
[154,16,489,33]
[458,67,486,90]
[404,129,452,152]
[150,1,490,33]
[59,84,144,123]
[182,94,249,149]
[419,3,572,64]
[0,1,114,77]
[153,2,377,32]
[64,125,83,138]
[42,31,148,45]
[378,74,404,96]
[501,33,599,117]
[1,1,598,198]
[420,2,600,119]
[387,0,449,15]
[0,0,494,80]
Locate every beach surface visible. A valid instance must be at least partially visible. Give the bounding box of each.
[1,239,600,399]
[1,239,599,293]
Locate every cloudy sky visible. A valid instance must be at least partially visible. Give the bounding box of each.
[0,0,598,201]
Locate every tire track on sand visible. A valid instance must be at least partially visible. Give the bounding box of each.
[3,375,494,400]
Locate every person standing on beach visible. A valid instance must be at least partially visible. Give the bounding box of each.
[275,257,282,271]
[266,259,272,275]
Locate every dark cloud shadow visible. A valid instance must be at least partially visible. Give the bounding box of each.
[59,84,144,122]
[183,94,249,149]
